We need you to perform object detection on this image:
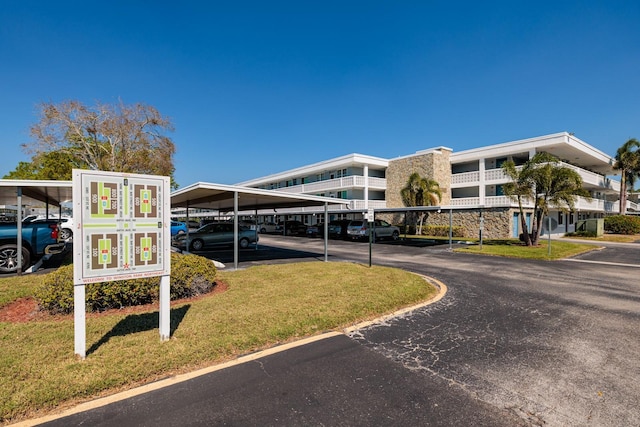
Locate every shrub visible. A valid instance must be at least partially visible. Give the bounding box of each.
[35,252,218,314]
[565,230,598,238]
[604,215,640,235]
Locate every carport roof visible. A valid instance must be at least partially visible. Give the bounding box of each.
[170,181,350,212]
[0,179,73,207]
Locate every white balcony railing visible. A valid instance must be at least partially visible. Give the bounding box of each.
[451,171,480,185]
[273,175,386,194]
[451,163,617,191]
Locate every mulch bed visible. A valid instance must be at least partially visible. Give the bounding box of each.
[0,281,228,323]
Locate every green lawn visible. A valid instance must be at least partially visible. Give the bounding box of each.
[453,239,597,260]
[0,261,437,423]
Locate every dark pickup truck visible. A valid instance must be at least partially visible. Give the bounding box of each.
[0,220,66,273]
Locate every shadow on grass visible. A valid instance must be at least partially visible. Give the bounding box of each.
[87,304,190,356]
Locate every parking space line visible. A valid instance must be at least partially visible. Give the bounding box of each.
[564,259,640,268]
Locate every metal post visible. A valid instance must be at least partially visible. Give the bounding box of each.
[548,214,552,257]
[368,219,372,268]
[16,187,23,275]
[324,202,328,262]
[449,208,453,250]
[234,191,239,270]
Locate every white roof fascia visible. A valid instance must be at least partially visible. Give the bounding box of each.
[235,153,389,187]
[450,132,613,165]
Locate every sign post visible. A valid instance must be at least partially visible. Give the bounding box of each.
[72,170,171,359]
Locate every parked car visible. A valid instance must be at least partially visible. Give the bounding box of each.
[0,219,65,273]
[29,216,75,241]
[170,221,188,236]
[306,223,324,237]
[275,220,307,236]
[347,219,400,241]
[172,222,258,251]
[328,219,351,239]
[258,222,278,234]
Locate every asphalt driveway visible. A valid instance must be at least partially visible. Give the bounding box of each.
[34,236,640,426]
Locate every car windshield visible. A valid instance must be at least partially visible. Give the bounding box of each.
[349,221,364,227]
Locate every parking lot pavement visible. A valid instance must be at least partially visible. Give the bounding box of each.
[29,236,640,426]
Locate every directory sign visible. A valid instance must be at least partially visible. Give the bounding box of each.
[72,169,171,284]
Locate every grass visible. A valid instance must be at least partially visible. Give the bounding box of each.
[453,238,597,260]
[563,233,640,243]
[0,274,45,307]
[0,261,437,423]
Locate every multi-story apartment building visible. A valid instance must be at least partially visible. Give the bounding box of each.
[236,132,631,238]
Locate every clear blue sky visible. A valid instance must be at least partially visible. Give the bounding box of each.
[1,1,639,187]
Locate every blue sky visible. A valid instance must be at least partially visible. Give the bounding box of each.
[1,1,639,187]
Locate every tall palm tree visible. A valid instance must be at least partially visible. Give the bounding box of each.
[502,157,537,246]
[502,152,590,246]
[614,138,640,214]
[400,172,442,234]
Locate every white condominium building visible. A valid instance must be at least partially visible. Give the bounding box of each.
[236,132,629,238]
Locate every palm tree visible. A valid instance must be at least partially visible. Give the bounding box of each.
[400,172,442,234]
[502,157,537,246]
[614,138,640,214]
[531,158,591,245]
[502,152,590,246]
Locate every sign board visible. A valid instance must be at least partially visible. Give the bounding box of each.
[365,208,375,222]
[72,169,171,284]
[72,169,172,358]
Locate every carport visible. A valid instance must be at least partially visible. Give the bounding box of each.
[0,179,73,273]
[170,182,350,269]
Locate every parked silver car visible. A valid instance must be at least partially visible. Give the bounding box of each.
[347,219,400,241]
[173,222,258,251]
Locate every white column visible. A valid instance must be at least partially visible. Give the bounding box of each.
[74,284,86,359]
[478,159,485,205]
[159,275,170,341]
[364,165,369,210]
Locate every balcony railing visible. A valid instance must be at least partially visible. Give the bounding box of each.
[273,175,386,194]
[451,163,617,191]
[450,195,619,213]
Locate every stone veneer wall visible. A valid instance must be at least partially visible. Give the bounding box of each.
[379,207,516,239]
[427,207,513,239]
[385,148,452,208]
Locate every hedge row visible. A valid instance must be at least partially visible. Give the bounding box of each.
[604,215,640,235]
[35,252,218,314]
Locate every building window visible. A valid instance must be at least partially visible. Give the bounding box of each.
[558,212,563,225]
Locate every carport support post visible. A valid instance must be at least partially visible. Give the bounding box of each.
[74,284,86,359]
[548,215,552,257]
[233,191,239,270]
[449,208,453,250]
[323,202,328,262]
[16,187,23,275]
[159,275,170,341]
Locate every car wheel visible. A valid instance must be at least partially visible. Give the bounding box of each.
[391,231,399,241]
[190,239,204,251]
[239,238,250,249]
[59,228,73,241]
[260,228,267,234]
[0,244,30,273]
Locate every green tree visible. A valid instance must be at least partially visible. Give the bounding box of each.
[23,100,178,187]
[400,172,442,234]
[503,152,590,246]
[614,138,640,214]
[3,150,82,180]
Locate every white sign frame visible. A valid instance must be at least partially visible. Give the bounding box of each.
[72,169,171,359]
